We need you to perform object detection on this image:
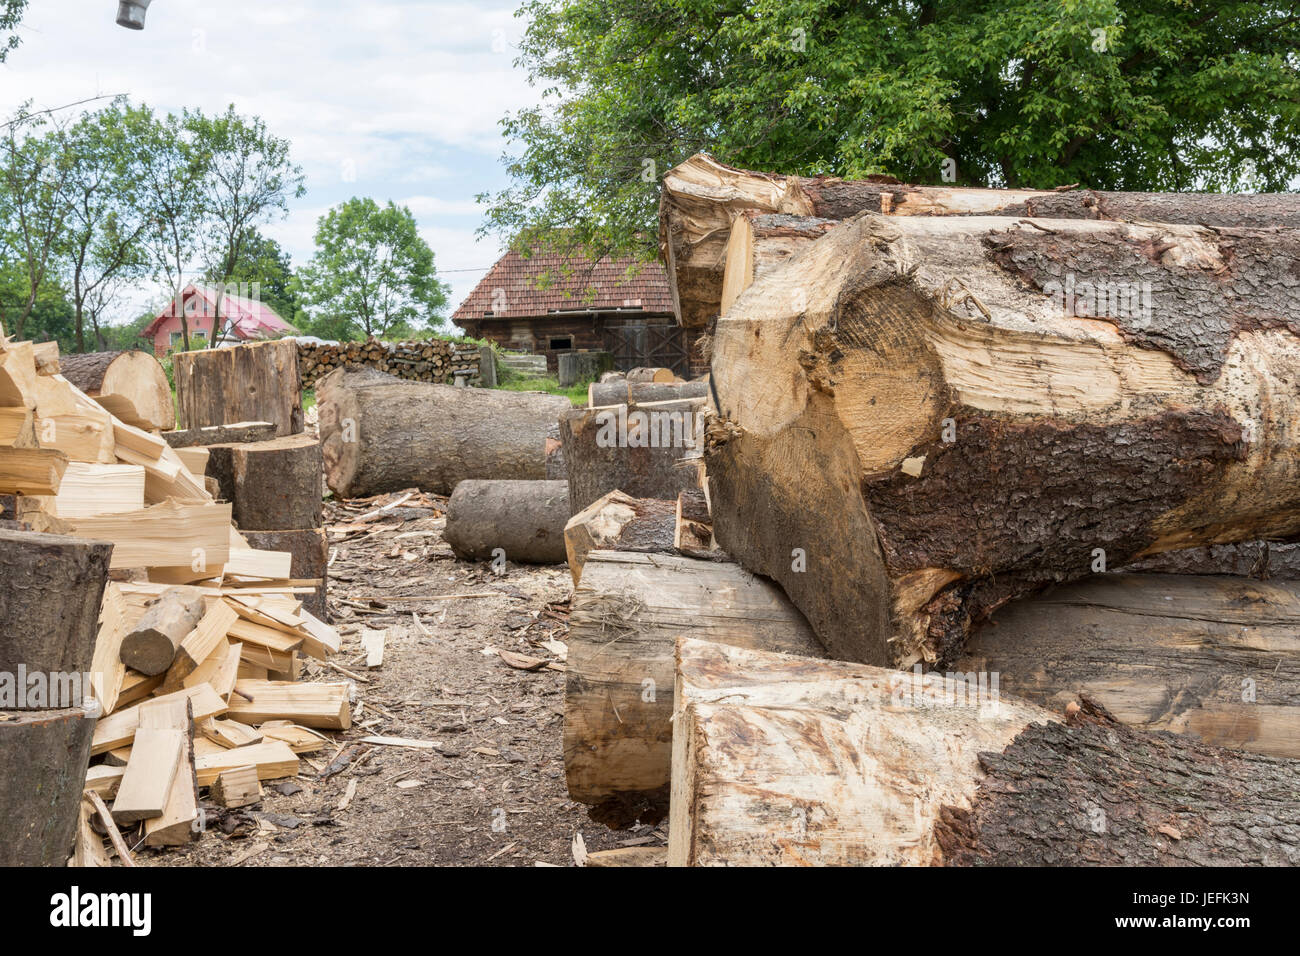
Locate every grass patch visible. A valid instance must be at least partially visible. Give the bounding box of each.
[496,374,590,405]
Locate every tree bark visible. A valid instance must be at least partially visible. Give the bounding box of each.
[443,479,570,564]
[563,490,677,585]
[661,152,1300,330]
[227,434,322,531]
[0,528,112,682]
[956,572,1300,759]
[0,707,97,865]
[317,366,571,498]
[119,586,205,676]
[174,340,303,438]
[59,351,174,432]
[162,421,279,448]
[565,551,823,826]
[706,213,1300,666]
[559,399,704,513]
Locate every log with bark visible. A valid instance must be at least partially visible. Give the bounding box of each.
[559,399,704,513]
[227,434,322,531]
[660,151,1300,330]
[563,491,677,585]
[59,350,174,431]
[317,366,571,497]
[0,707,98,865]
[443,479,570,564]
[956,572,1300,758]
[162,420,279,449]
[587,378,709,409]
[174,339,303,438]
[119,586,206,676]
[705,212,1300,667]
[564,551,823,825]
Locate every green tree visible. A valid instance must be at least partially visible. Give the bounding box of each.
[203,228,299,323]
[297,198,449,340]
[483,0,1300,258]
[1,0,26,63]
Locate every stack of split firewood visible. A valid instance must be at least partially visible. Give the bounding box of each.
[0,336,346,867]
[297,337,481,389]
[554,154,1300,866]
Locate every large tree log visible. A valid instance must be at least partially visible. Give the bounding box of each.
[559,399,704,513]
[59,350,174,431]
[668,638,1055,866]
[227,434,322,531]
[564,551,823,826]
[706,213,1300,666]
[0,529,113,684]
[587,379,709,408]
[443,479,570,564]
[956,572,1300,758]
[317,366,571,497]
[661,152,1300,329]
[0,707,98,865]
[174,340,302,438]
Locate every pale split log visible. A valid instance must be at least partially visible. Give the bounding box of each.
[210,765,261,808]
[225,679,351,730]
[0,445,68,495]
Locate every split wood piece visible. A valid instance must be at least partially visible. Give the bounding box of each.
[162,420,278,448]
[112,419,167,459]
[0,341,38,406]
[0,406,36,447]
[317,365,572,497]
[226,434,323,531]
[258,722,329,754]
[226,680,351,730]
[659,151,1300,330]
[174,339,303,438]
[184,640,242,702]
[720,210,839,317]
[53,463,145,518]
[115,671,165,709]
[140,697,200,846]
[956,572,1300,759]
[224,542,293,580]
[173,446,208,478]
[201,717,262,749]
[84,765,124,798]
[193,740,299,786]
[0,528,112,681]
[72,797,112,867]
[84,788,134,866]
[160,600,241,691]
[667,638,1056,866]
[69,500,232,573]
[32,341,60,376]
[586,846,667,867]
[563,491,677,585]
[674,488,713,551]
[625,367,676,384]
[35,409,116,463]
[587,378,709,409]
[59,350,174,431]
[559,400,704,514]
[0,707,99,865]
[243,528,329,620]
[444,479,570,564]
[210,765,261,808]
[89,583,127,715]
[0,445,68,495]
[362,628,385,668]
[91,683,226,755]
[111,724,184,826]
[119,586,206,676]
[564,551,825,825]
[239,642,295,675]
[706,212,1300,667]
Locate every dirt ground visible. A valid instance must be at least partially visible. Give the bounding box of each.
[152,490,650,867]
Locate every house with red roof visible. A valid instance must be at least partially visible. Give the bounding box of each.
[143,284,298,354]
[452,246,696,375]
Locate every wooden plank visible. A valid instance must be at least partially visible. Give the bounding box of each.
[226,680,351,730]
[91,683,226,755]
[110,727,183,825]
[142,697,200,846]
[0,446,67,495]
[296,609,340,660]
[194,741,299,786]
[89,583,127,715]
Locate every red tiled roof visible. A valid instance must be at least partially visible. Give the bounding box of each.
[452,247,673,323]
[143,284,298,339]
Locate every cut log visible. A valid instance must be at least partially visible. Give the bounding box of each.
[225,680,351,730]
[0,445,67,495]
[564,551,824,825]
[210,765,261,808]
[559,400,704,513]
[317,365,571,497]
[626,367,675,384]
[242,529,329,620]
[660,151,1300,330]
[174,340,302,438]
[0,529,112,683]
[563,491,677,585]
[706,212,1300,667]
[59,350,174,431]
[226,434,322,531]
[0,707,98,865]
[162,420,279,448]
[587,379,709,408]
[118,586,206,676]
[956,572,1300,759]
[443,479,569,564]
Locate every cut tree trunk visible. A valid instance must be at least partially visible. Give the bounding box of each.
[661,152,1300,330]
[706,212,1300,666]
[227,434,322,531]
[626,367,675,384]
[174,340,302,438]
[0,707,98,865]
[443,479,570,564]
[564,551,823,826]
[162,421,279,448]
[559,400,704,513]
[119,587,205,676]
[242,529,329,620]
[668,638,1055,866]
[59,350,174,431]
[563,491,677,585]
[956,572,1300,759]
[0,528,113,683]
[587,379,709,408]
[317,366,571,497]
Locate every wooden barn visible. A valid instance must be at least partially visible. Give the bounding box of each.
[453,246,700,376]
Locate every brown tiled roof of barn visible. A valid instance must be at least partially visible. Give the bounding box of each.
[452,247,674,322]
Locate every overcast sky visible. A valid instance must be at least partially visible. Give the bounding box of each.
[0,0,537,326]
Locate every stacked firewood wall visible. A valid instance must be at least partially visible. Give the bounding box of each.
[297,338,481,389]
